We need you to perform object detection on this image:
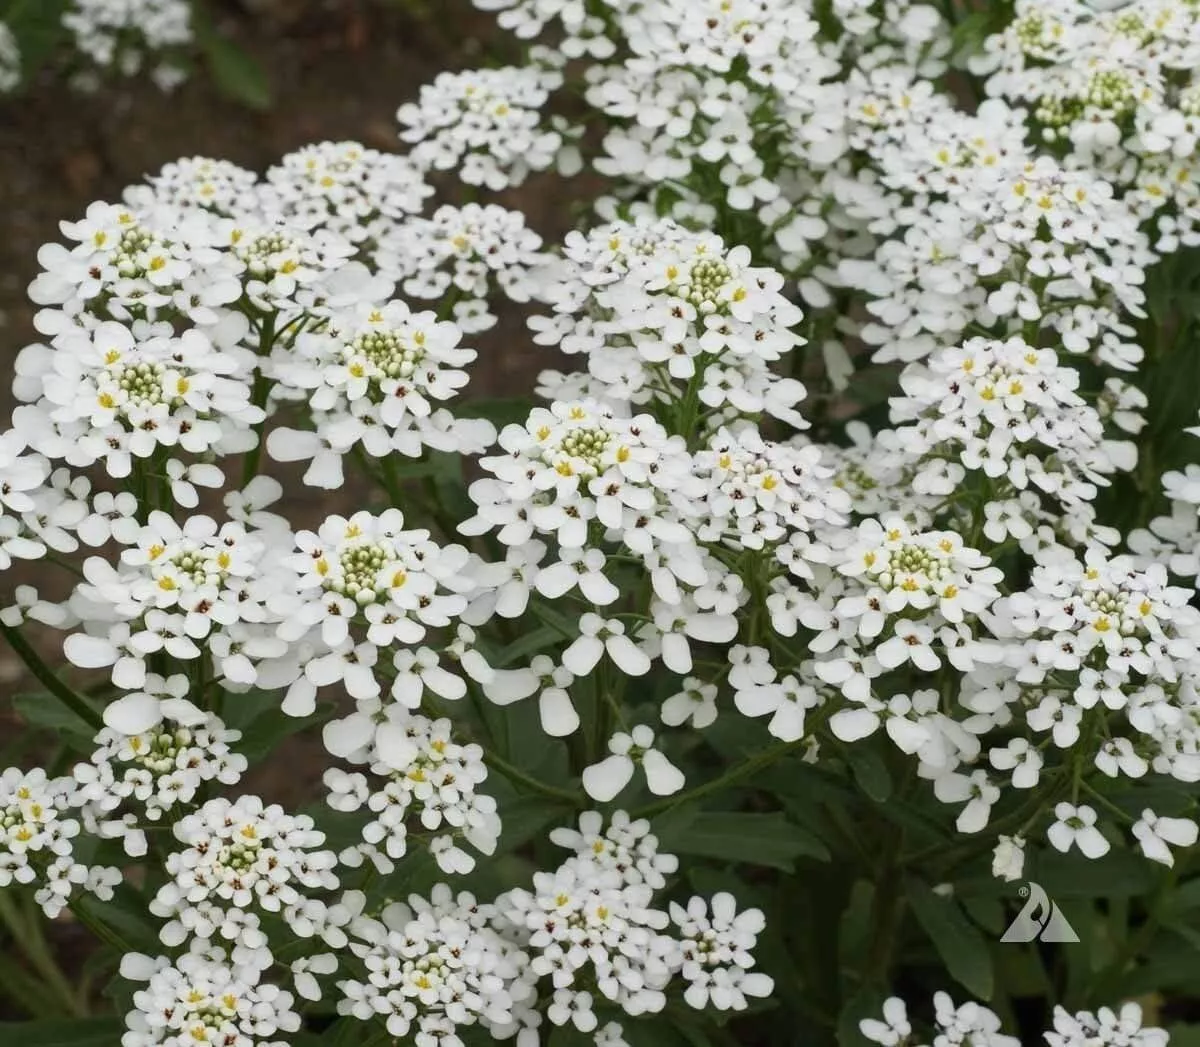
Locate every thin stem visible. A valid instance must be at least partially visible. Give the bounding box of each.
[0,892,84,1017]
[633,739,803,818]
[0,621,102,731]
[481,750,585,806]
[241,312,278,487]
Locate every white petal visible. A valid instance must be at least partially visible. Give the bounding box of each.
[562,634,604,676]
[830,707,879,742]
[642,748,685,796]
[323,714,376,758]
[539,689,580,736]
[581,754,634,802]
[375,723,419,770]
[606,634,651,676]
[103,692,161,735]
[64,633,118,668]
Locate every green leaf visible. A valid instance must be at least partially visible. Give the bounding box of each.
[494,794,574,851]
[2,0,70,83]
[194,15,271,110]
[492,626,563,667]
[1032,849,1156,899]
[220,690,334,763]
[654,810,827,872]
[905,879,994,1000]
[12,691,101,741]
[73,886,161,954]
[844,744,892,803]
[1166,1025,1200,1047]
[0,1018,124,1046]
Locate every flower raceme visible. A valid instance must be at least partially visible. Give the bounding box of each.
[2,0,1200,1043]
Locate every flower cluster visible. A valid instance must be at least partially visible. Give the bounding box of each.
[72,686,246,856]
[149,795,339,951]
[862,995,1167,1047]
[63,0,192,89]
[396,63,569,190]
[0,766,121,918]
[4,0,1200,1040]
[323,708,500,874]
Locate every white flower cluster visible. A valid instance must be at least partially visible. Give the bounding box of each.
[259,141,432,249]
[498,810,771,1021]
[72,683,246,856]
[265,301,493,487]
[396,63,568,190]
[889,336,1131,513]
[326,811,772,1046]
[120,948,301,1047]
[375,203,549,333]
[975,0,1200,247]
[63,0,192,89]
[862,995,1167,1047]
[0,766,121,918]
[532,220,810,428]
[323,707,500,875]
[149,795,339,951]
[337,883,531,1043]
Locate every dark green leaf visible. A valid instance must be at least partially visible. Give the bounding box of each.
[845,744,892,803]
[654,810,826,871]
[73,886,161,954]
[221,690,334,763]
[1166,1026,1200,1047]
[1032,849,1156,899]
[837,986,889,1047]
[195,18,271,110]
[2,0,70,82]
[492,626,563,667]
[905,879,994,1000]
[0,1018,124,1046]
[12,691,101,741]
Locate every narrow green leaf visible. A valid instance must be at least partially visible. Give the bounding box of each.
[845,744,892,803]
[837,986,889,1047]
[905,879,994,1000]
[194,19,271,110]
[654,810,827,871]
[12,691,101,741]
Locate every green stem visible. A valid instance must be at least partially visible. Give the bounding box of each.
[0,621,102,731]
[633,739,803,818]
[864,829,906,985]
[482,750,585,806]
[241,313,278,487]
[0,893,84,1017]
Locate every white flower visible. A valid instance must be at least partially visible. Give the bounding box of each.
[1132,809,1198,867]
[149,795,338,948]
[119,948,300,1047]
[582,725,684,801]
[1047,802,1110,859]
[991,835,1026,882]
[563,613,651,677]
[661,678,719,729]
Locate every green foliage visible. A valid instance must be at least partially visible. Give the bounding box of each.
[192,9,272,111]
